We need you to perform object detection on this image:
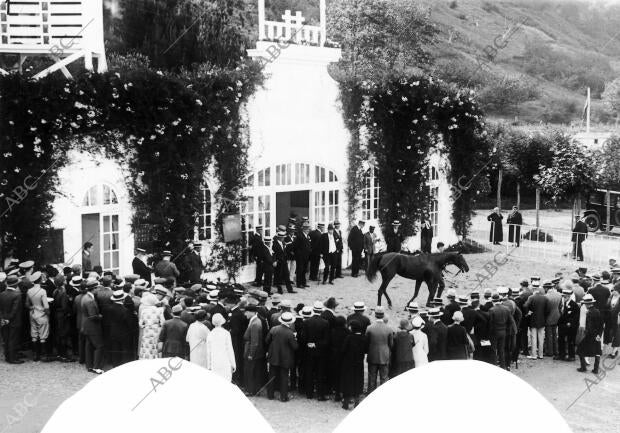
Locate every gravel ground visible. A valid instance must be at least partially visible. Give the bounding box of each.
[1,252,618,433]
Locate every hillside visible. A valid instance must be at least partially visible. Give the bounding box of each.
[415,0,620,125]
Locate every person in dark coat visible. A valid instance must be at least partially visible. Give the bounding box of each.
[182,242,203,284]
[243,303,267,395]
[273,229,296,294]
[255,236,274,294]
[420,219,433,254]
[507,206,523,247]
[0,276,24,364]
[299,303,330,400]
[557,287,580,361]
[346,302,371,334]
[523,288,549,359]
[52,276,73,362]
[82,242,94,274]
[473,300,494,365]
[154,251,180,286]
[441,290,460,325]
[131,248,152,286]
[588,274,612,344]
[577,294,604,374]
[446,311,470,360]
[266,312,298,402]
[391,319,415,376]
[384,220,404,253]
[250,226,264,287]
[319,224,338,285]
[107,290,133,367]
[327,316,348,400]
[366,307,394,393]
[333,221,344,278]
[158,305,189,358]
[427,308,447,361]
[487,207,503,244]
[347,221,365,278]
[81,283,104,374]
[309,223,324,281]
[229,299,249,386]
[320,297,338,329]
[489,295,517,369]
[293,222,312,288]
[340,320,367,410]
[571,215,588,261]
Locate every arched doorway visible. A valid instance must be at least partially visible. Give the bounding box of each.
[80,183,121,274]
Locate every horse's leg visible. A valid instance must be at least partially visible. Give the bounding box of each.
[436,275,446,298]
[412,280,422,300]
[426,275,438,307]
[376,271,394,307]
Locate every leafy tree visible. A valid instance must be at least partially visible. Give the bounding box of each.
[535,132,596,207]
[602,77,620,122]
[593,135,620,190]
[327,0,437,81]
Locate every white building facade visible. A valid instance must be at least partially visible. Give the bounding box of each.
[44,1,458,278]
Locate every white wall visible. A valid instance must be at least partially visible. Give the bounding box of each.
[53,150,134,275]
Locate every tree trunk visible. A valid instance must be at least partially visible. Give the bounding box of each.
[497,168,502,210]
[536,188,540,228]
[516,182,521,208]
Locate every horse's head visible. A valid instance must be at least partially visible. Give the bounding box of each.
[448,253,469,273]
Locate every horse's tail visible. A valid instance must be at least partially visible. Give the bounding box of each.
[366,252,386,283]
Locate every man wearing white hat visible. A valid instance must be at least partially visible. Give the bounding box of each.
[347,302,371,334]
[132,247,152,286]
[557,287,579,361]
[266,311,298,402]
[107,290,132,367]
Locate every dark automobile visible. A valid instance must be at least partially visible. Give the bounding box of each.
[583,189,620,232]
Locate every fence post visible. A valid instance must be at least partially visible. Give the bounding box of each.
[535,188,540,229]
[497,168,502,210]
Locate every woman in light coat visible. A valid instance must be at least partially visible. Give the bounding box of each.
[410,316,428,367]
[206,313,236,381]
[186,310,210,368]
[139,293,166,359]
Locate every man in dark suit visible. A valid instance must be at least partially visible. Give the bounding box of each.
[333,221,344,278]
[365,307,393,393]
[320,224,338,285]
[347,220,365,278]
[0,276,24,364]
[229,299,249,386]
[81,282,104,374]
[182,242,203,284]
[82,242,94,274]
[272,228,296,294]
[293,222,312,288]
[384,220,404,253]
[557,287,580,361]
[299,302,330,400]
[420,219,433,254]
[131,248,152,286]
[154,251,180,286]
[107,290,133,367]
[250,226,264,287]
[441,289,460,325]
[243,304,267,395]
[266,312,298,402]
[427,308,447,361]
[571,215,588,261]
[256,236,274,294]
[309,223,324,281]
[158,304,188,358]
[489,294,517,370]
[346,301,371,334]
[589,272,612,345]
[577,294,604,374]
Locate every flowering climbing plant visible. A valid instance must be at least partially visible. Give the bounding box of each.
[341,75,490,238]
[0,56,262,261]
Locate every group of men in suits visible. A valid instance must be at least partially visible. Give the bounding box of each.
[249,217,346,294]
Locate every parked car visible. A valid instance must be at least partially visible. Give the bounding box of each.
[583,189,620,232]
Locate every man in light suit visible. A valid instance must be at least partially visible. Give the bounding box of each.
[266,312,298,402]
[363,226,377,272]
[543,282,562,357]
[243,303,267,395]
[365,307,393,393]
[81,280,104,374]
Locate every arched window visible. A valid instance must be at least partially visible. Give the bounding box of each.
[362,167,379,221]
[82,184,118,207]
[198,186,212,241]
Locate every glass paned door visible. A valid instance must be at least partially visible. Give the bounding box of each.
[101,214,120,274]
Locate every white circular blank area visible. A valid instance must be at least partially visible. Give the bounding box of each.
[334,360,572,433]
[41,359,275,433]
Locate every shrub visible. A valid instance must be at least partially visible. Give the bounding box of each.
[523,229,554,242]
[449,0,458,9]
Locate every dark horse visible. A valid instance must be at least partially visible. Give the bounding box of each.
[366,252,470,308]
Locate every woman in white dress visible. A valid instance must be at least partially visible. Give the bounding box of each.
[206,313,236,381]
[186,310,210,368]
[410,316,428,367]
[139,293,166,359]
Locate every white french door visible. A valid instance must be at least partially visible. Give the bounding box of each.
[101,213,120,274]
